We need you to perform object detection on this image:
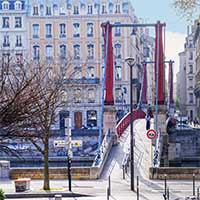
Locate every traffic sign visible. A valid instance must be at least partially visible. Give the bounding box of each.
[54,140,66,147]
[71,140,82,147]
[54,140,82,147]
[146,129,157,140]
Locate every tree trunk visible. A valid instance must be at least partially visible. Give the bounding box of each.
[43,137,50,190]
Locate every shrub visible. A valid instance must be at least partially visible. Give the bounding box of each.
[0,188,5,200]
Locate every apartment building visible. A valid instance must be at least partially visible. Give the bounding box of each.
[177,27,197,119]
[0,0,27,62]
[27,0,144,131]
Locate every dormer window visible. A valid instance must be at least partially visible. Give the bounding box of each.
[15,1,22,10]
[2,1,9,10]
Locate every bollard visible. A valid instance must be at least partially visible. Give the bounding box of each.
[137,176,139,200]
[193,174,195,196]
[107,187,109,200]
[197,187,199,200]
[125,165,127,174]
[55,194,62,200]
[167,187,169,200]
[123,165,125,179]
[108,175,111,196]
[164,174,167,200]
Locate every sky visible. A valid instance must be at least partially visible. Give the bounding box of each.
[131,0,189,78]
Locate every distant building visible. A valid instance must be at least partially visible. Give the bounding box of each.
[177,27,196,119]
[177,51,187,116]
[0,0,27,62]
[194,19,200,119]
[142,28,155,106]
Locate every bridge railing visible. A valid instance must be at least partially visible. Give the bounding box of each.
[116,109,146,138]
[92,130,114,167]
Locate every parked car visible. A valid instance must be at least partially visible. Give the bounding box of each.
[176,123,192,130]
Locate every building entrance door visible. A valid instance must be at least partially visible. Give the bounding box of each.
[74,112,82,129]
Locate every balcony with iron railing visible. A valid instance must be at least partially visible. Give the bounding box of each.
[64,77,100,85]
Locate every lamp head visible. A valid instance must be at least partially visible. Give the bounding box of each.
[125,57,135,67]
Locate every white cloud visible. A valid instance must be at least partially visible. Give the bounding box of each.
[165,31,186,79]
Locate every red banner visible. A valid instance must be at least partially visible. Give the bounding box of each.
[102,23,114,105]
[155,23,165,105]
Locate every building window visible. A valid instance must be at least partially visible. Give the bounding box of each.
[109,2,113,13]
[16,53,23,63]
[122,2,128,13]
[73,5,79,14]
[45,24,52,38]
[15,1,22,10]
[115,65,122,80]
[88,66,95,78]
[114,43,121,59]
[102,4,107,14]
[87,110,97,127]
[46,45,53,60]
[88,89,95,103]
[73,23,80,37]
[74,88,81,103]
[189,52,193,60]
[2,17,9,28]
[33,45,40,60]
[15,17,22,28]
[2,1,9,10]
[115,88,122,103]
[74,69,82,79]
[87,44,94,59]
[59,23,66,38]
[46,6,52,15]
[59,4,65,15]
[189,65,193,73]
[88,5,93,14]
[32,24,39,38]
[114,22,121,36]
[3,35,9,47]
[33,6,39,15]
[60,44,66,59]
[15,35,22,47]
[115,4,121,13]
[87,23,94,37]
[74,44,80,59]
[189,93,193,103]
[59,110,69,135]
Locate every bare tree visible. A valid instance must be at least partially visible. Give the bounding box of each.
[0,55,72,190]
[173,0,200,20]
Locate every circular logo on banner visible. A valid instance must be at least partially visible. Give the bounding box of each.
[146,129,157,140]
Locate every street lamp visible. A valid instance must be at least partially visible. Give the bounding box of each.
[65,118,72,192]
[125,57,136,191]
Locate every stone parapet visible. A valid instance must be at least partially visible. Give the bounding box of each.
[149,167,200,180]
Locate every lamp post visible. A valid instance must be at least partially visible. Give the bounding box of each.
[65,118,72,192]
[125,57,136,191]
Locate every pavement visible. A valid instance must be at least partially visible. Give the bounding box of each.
[1,119,200,200]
